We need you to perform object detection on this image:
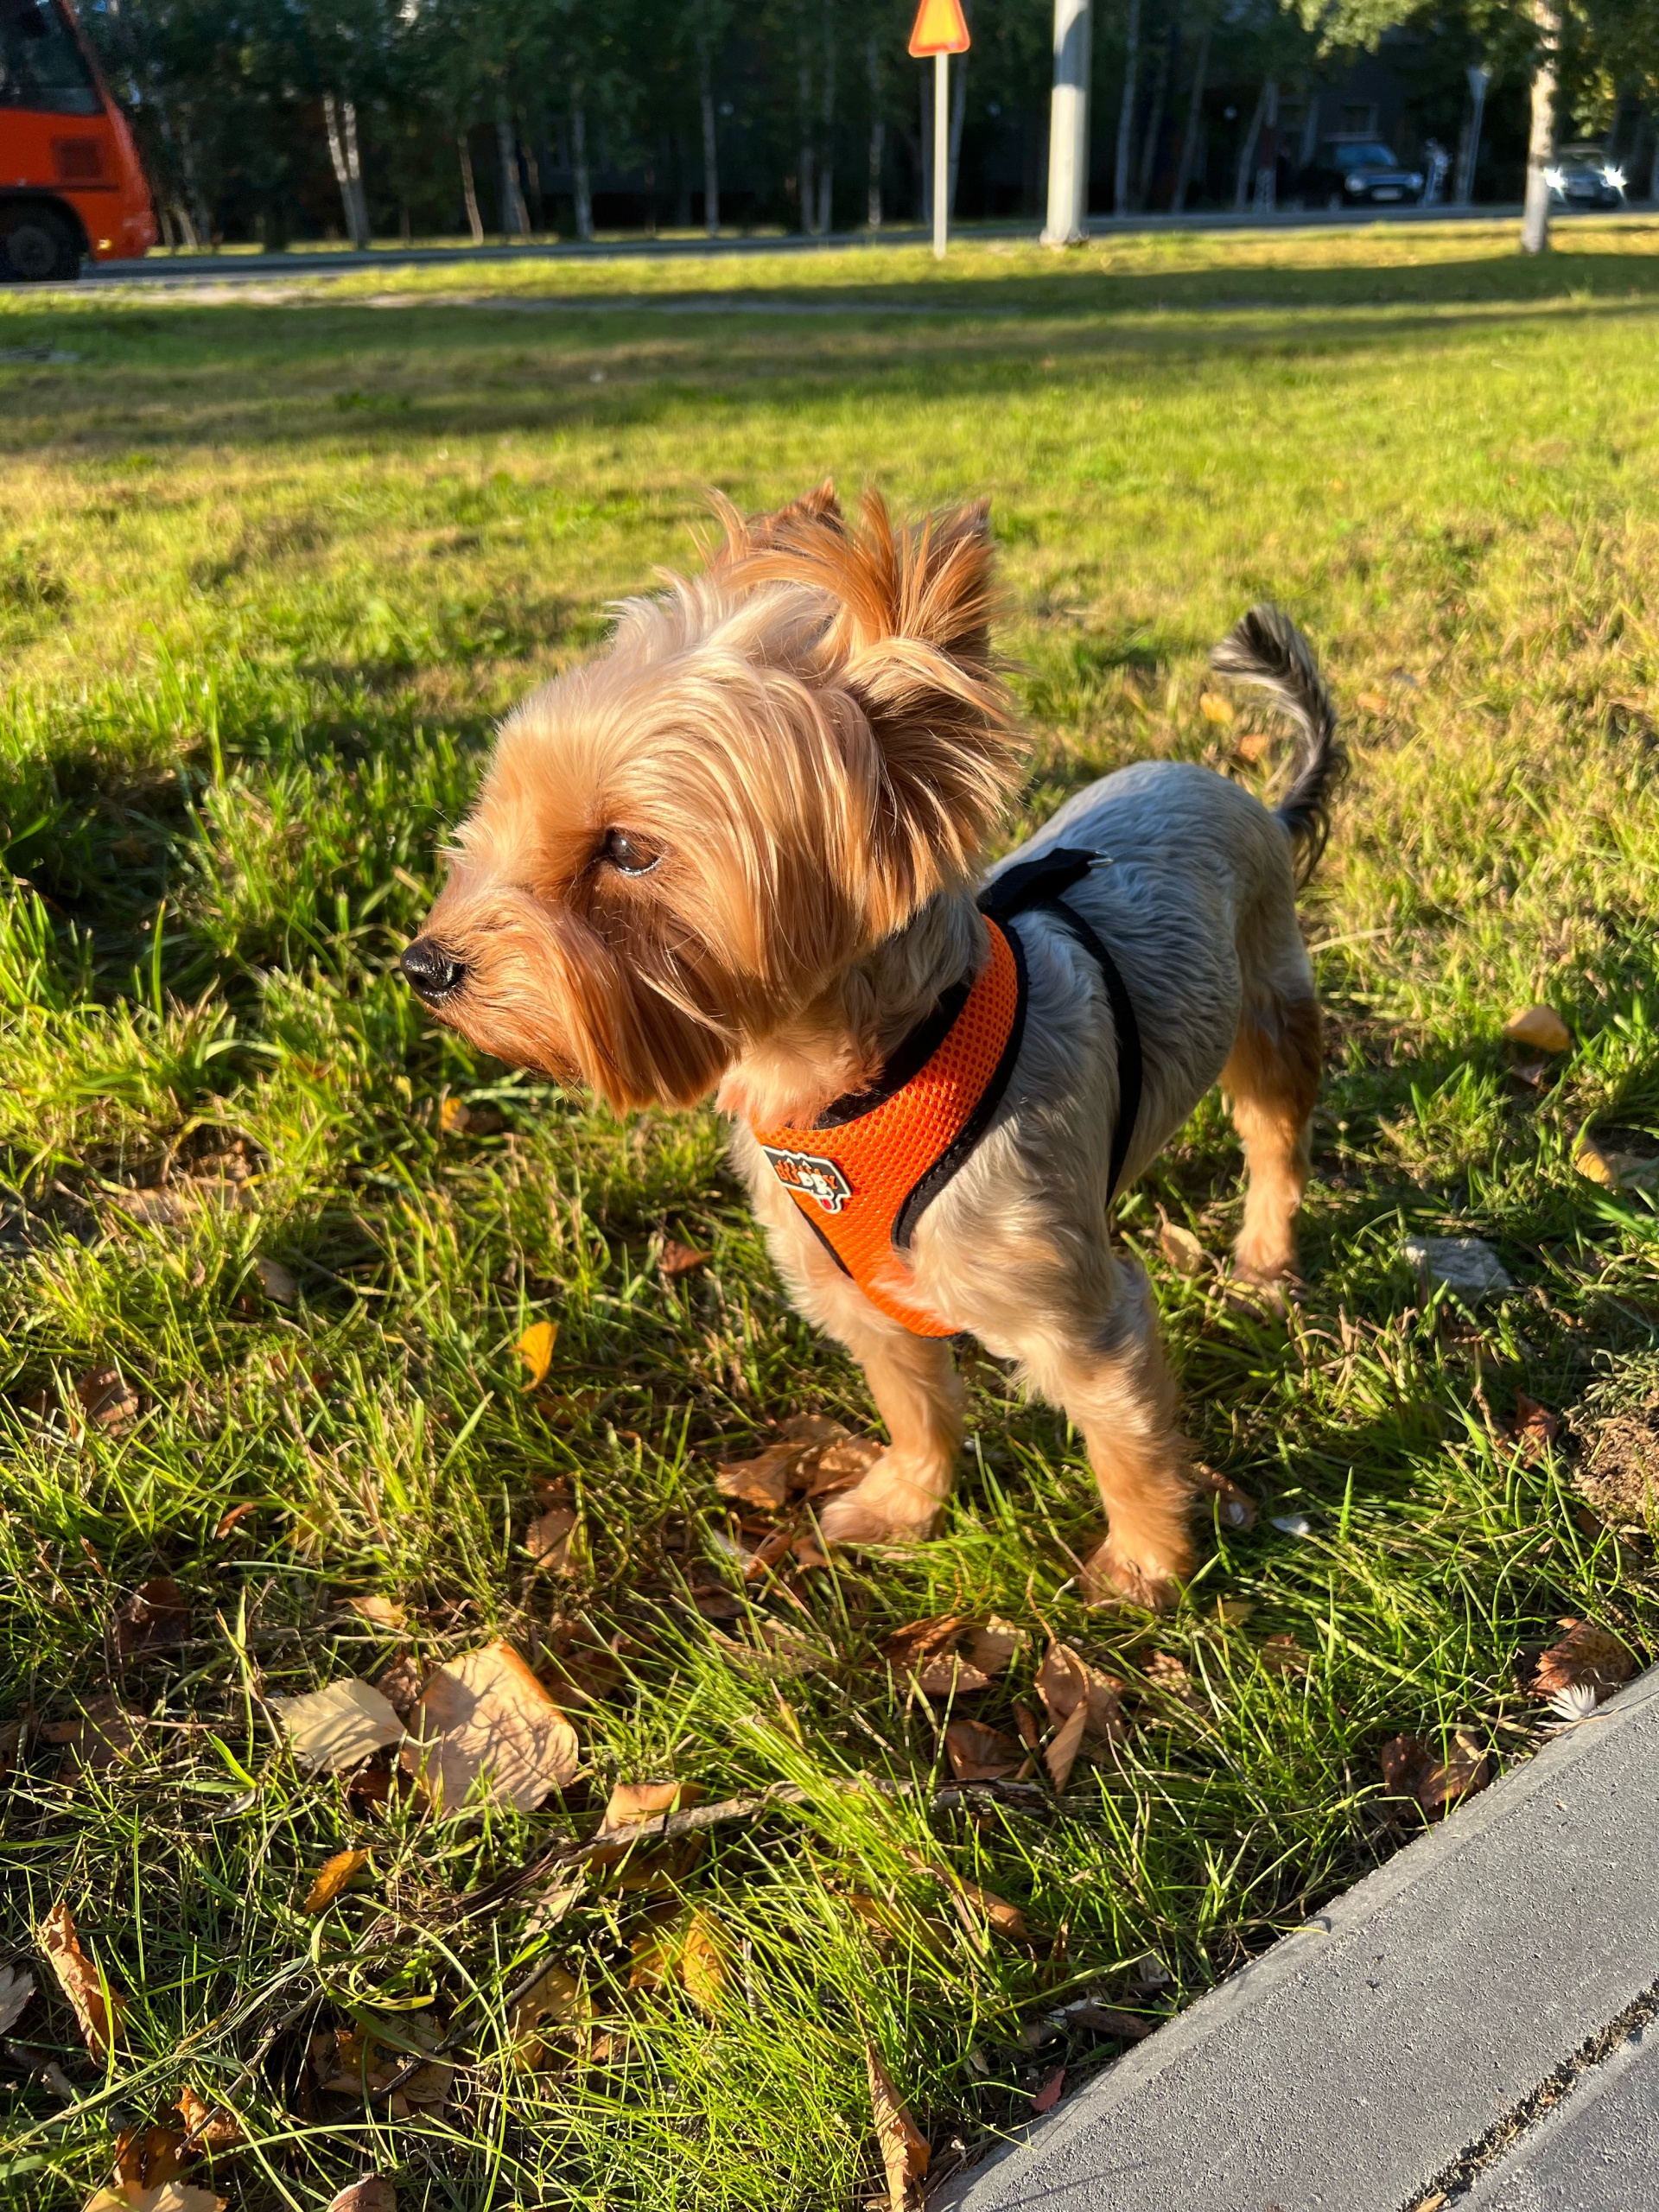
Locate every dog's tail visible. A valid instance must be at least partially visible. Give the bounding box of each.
[1210,604,1347,886]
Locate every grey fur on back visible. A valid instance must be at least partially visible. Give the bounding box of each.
[1210,605,1346,884]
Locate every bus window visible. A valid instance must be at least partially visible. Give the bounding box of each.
[0,0,100,117]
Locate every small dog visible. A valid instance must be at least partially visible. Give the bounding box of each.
[403,486,1344,1609]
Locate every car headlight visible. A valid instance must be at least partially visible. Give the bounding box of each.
[1408,172,1422,188]
[1545,166,1565,189]
[1345,173,1367,193]
[1605,166,1625,189]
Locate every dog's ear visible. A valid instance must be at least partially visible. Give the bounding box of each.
[740,489,1020,923]
[706,480,844,569]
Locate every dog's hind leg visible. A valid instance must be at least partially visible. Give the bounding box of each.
[1223,987,1322,1287]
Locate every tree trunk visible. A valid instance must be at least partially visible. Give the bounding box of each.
[496,100,528,238]
[1521,0,1559,254]
[570,101,593,241]
[1173,18,1210,211]
[698,34,720,236]
[798,35,816,232]
[816,0,835,233]
[866,32,884,226]
[1113,0,1141,213]
[1043,0,1091,245]
[457,134,483,243]
[1135,18,1171,209]
[1233,78,1268,210]
[1253,77,1278,212]
[323,92,371,249]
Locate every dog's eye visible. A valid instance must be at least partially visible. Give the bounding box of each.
[600,829,661,877]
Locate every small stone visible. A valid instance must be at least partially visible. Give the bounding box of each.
[1403,1236,1513,1298]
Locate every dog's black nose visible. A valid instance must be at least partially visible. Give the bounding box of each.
[401,938,468,1000]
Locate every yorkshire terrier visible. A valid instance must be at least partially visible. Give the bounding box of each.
[403,486,1344,1609]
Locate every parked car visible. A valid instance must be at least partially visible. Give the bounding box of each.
[1546,144,1626,211]
[1290,141,1426,210]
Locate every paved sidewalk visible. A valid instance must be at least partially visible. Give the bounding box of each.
[940,1664,1659,2212]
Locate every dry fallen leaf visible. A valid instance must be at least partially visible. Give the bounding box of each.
[943,1718,1024,1783]
[1157,1214,1208,1277]
[677,1910,731,2012]
[374,1655,425,1718]
[955,1878,1028,1942]
[714,1446,798,1513]
[114,1578,189,1659]
[401,1638,579,1812]
[1142,1650,1203,1707]
[866,2042,930,2212]
[85,2185,224,2212]
[114,2122,189,2193]
[1502,1004,1572,1054]
[1574,1137,1621,1189]
[302,1848,373,1914]
[1043,1700,1088,1791]
[173,2085,240,2152]
[1532,1621,1633,1704]
[212,1502,260,1541]
[967,1617,1026,1676]
[1379,1729,1491,1817]
[1037,1643,1127,1743]
[803,1436,882,1495]
[659,1238,710,1279]
[344,1594,407,1630]
[1512,1392,1560,1459]
[76,1366,141,1432]
[0,1963,35,2037]
[439,1095,470,1135]
[1032,2065,1065,2113]
[270,1679,405,1772]
[515,1319,559,1388]
[1355,689,1390,715]
[525,1505,579,1573]
[510,1960,590,2063]
[1198,690,1236,725]
[1260,1631,1308,1676]
[40,1900,125,2056]
[1232,727,1274,763]
[49,1693,146,1777]
[322,2179,395,2212]
[253,1257,298,1304]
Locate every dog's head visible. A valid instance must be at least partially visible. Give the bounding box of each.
[403,484,1020,1111]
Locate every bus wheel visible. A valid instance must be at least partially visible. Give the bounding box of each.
[2,207,82,283]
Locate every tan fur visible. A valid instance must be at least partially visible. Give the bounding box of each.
[407,483,1336,1611]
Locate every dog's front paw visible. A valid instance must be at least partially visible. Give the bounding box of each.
[1079,1535,1190,1614]
[817,1454,948,1546]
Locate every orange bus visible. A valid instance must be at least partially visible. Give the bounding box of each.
[1,0,155,280]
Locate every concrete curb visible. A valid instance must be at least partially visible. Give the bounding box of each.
[938,1664,1659,2212]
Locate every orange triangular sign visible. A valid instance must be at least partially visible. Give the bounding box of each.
[909,0,969,55]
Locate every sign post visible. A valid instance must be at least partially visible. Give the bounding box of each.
[908,0,969,261]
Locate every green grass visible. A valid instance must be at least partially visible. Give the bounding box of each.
[2,221,1658,2212]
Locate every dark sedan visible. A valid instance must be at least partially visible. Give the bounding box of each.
[1547,144,1627,209]
[1291,140,1425,209]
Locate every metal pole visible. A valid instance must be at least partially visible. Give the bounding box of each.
[1043,0,1090,245]
[933,51,949,257]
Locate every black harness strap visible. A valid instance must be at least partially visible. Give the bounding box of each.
[977,845,1144,1203]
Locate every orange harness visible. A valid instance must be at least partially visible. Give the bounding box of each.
[750,849,1142,1338]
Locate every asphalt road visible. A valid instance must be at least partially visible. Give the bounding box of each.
[66,199,1624,289]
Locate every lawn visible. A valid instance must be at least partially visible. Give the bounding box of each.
[2,220,1658,2212]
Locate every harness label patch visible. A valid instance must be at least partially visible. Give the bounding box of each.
[760,1144,854,1215]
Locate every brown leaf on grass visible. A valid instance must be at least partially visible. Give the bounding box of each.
[76,1367,141,1433]
[1232,726,1274,764]
[866,2044,930,2211]
[345,1595,407,1630]
[39,1900,125,2056]
[374,1655,424,1719]
[173,2086,240,2152]
[253,1258,298,1305]
[311,2015,452,2113]
[659,1238,710,1280]
[943,1718,1024,1782]
[1198,690,1235,725]
[510,1961,590,2063]
[1066,2001,1156,2039]
[212,1502,260,1541]
[1379,1730,1491,1817]
[49,1693,147,1777]
[1037,1643,1126,1743]
[0,1963,35,2036]
[302,1848,372,1914]
[1043,1701,1088,1791]
[714,1446,797,1513]
[322,2182,396,2212]
[401,1639,579,1812]
[677,1910,731,2012]
[270,1679,404,1772]
[1532,1621,1633,1703]
[1503,1004,1572,1054]
[114,1579,189,1659]
[967,1617,1026,1675]
[1260,1632,1308,1677]
[1156,1214,1208,1277]
[115,2124,189,2193]
[525,1505,579,1573]
[1142,1652,1203,1708]
[1513,1394,1560,1460]
[955,1878,1028,1942]
[1032,2066,1065,2113]
[515,1320,559,1389]
[804,1437,883,1496]
[85,2183,224,2212]
[1354,690,1390,716]
[1192,1464,1258,1531]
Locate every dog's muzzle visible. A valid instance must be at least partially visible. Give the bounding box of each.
[401,938,469,1001]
